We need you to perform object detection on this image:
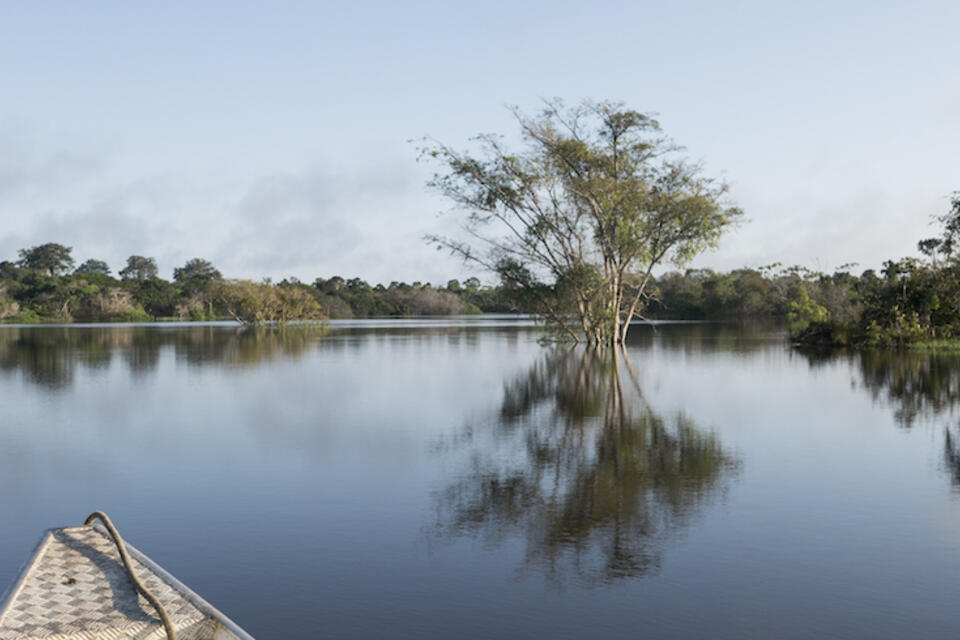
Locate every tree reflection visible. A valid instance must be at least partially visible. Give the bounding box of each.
[944,429,960,488]
[434,347,739,585]
[804,348,960,490]
[855,350,960,428]
[0,325,326,389]
[857,349,960,489]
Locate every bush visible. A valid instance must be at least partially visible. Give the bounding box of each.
[101,307,152,323]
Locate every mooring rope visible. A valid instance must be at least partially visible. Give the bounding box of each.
[84,511,178,640]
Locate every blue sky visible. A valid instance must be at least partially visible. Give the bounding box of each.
[1,0,957,283]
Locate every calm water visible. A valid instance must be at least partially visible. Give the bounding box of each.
[2,318,960,638]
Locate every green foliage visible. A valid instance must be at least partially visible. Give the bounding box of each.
[7,308,41,323]
[907,338,960,351]
[173,258,222,285]
[918,192,960,259]
[131,277,178,317]
[74,259,111,276]
[786,285,830,331]
[18,243,74,276]
[312,277,490,317]
[212,280,325,325]
[648,264,865,324]
[422,99,740,343]
[787,194,960,348]
[119,255,158,281]
[102,307,152,323]
[2,242,519,324]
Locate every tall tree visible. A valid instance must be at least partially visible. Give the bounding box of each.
[74,259,111,276]
[919,191,960,261]
[422,100,741,344]
[119,255,158,281]
[173,258,222,284]
[17,243,74,276]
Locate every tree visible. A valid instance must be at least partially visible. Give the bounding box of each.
[212,279,325,325]
[921,192,960,259]
[133,277,177,317]
[422,99,741,344]
[0,261,19,280]
[17,243,74,276]
[119,255,158,281]
[786,284,830,332]
[74,259,111,276]
[173,258,222,284]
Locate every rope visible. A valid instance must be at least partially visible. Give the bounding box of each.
[83,511,178,640]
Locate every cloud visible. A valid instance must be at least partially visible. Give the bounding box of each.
[217,172,365,276]
[691,185,947,274]
[0,128,466,283]
[10,118,947,286]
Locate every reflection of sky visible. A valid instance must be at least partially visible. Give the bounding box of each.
[3,322,960,638]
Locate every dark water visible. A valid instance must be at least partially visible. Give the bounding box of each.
[2,318,960,638]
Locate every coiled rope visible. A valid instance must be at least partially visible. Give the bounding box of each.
[84,511,177,640]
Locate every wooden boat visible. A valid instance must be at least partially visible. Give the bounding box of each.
[0,512,254,640]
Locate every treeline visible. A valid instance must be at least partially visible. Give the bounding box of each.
[0,241,867,326]
[648,262,948,346]
[0,243,517,324]
[312,276,517,317]
[786,193,960,347]
[7,191,960,344]
[648,265,866,323]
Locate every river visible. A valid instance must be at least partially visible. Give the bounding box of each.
[1,318,959,638]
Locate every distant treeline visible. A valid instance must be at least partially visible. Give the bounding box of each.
[648,265,865,322]
[650,262,957,347]
[0,244,519,324]
[5,231,960,346]
[783,193,960,347]
[0,240,867,325]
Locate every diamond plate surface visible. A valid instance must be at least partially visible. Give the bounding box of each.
[0,526,217,639]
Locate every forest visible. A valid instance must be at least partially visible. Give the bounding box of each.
[2,188,959,349]
[0,246,515,324]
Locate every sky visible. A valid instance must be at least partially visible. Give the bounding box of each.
[0,0,957,284]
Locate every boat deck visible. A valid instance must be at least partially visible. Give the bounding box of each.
[0,526,251,640]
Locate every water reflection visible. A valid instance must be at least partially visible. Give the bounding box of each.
[626,320,784,356]
[855,350,960,428]
[857,350,960,490]
[434,347,739,585]
[800,347,960,490]
[0,325,326,389]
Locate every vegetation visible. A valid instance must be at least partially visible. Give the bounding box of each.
[645,264,864,324]
[788,193,960,347]
[3,192,957,342]
[0,245,517,324]
[17,243,75,276]
[213,280,323,325]
[422,99,741,344]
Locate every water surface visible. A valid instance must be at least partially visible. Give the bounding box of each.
[2,319,960,638]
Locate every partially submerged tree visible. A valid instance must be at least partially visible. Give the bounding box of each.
[422,99,741,344]
[212,280,325,325]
